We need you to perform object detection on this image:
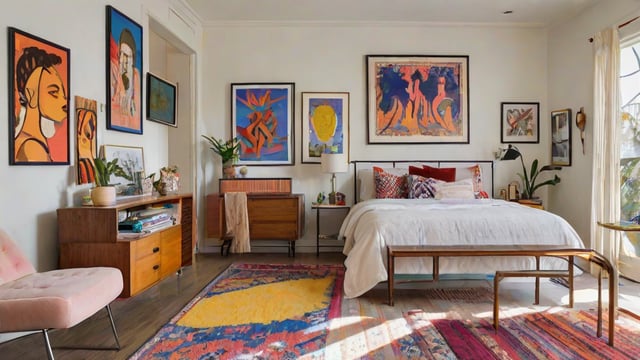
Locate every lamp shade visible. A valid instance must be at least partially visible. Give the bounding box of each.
[501,146,522,161]
[321,153,348,174]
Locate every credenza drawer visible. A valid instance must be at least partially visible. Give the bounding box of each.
[133,233,161,260]
[250,223,299,240]
[131,252,161,294]
[248,198,298,221]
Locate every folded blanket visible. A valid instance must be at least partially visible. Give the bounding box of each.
[224,192,250,253]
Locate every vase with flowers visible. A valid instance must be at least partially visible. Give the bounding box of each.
[202,135,241,178]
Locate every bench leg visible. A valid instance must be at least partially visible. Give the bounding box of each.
[387,247,395,306]
[42,329,54,360]
[493,273,501,332]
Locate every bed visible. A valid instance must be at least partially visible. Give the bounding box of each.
[339,160,585,298]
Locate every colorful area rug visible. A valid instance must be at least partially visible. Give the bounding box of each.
[131,263,640,359]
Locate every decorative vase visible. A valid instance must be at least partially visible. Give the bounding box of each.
[222,159,236,179]
[91,186,116,206]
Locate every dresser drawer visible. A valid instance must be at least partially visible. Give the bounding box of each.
[247,198,298,221]
[133,233,161,260]
[131,252,161,294]
[160,225,182,277]
[250,223,298,240]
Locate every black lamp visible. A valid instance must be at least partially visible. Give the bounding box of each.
[498,144,561,199]
[500,144,522,161]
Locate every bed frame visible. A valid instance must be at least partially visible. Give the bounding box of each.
[351,160,494,202]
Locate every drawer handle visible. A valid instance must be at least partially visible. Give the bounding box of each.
[153,265,160,270]
[153,247,160,253]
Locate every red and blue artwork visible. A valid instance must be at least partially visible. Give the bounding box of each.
[367,55,469,144]
[232,83,294,165]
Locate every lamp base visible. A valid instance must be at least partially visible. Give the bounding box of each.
[329,192,336,205]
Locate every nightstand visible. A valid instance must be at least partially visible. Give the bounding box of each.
[312,204,350,256]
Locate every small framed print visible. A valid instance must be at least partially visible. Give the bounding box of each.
[146,72,177,127]
[551,108,572,166]
[500,102,539,143]
[301,92,350,164]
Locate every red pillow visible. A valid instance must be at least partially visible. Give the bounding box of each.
[422,165,456,182]
[373,166,408,199]
[408,165,430,178]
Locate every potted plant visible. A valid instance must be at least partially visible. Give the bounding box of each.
[517,158,562,200]
[202,135,240,178]
[91,157,131,206]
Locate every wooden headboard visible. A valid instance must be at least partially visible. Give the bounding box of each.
[352,160,494,202]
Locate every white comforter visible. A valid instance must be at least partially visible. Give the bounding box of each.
[339,199,585,298]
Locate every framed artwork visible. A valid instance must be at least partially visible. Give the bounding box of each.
[75,96,98,184]
[366,54,469,144]
[101,144,145,187]
[551,108,572,166]
[8,27,70,165]
[231,82,295,165]
[146,72,177,127]
[301,92,350,164]
[500,102,539,143]
[106,5,143,134]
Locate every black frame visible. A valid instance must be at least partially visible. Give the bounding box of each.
[500,102,540,144]
[8,27,70,165]
[551,108,572,166]
[146,72,177,127]
[106,5,143,134]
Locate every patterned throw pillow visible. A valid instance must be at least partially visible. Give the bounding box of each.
[408,175,442,199]
[373,166,408,199]
[455,164,489,198]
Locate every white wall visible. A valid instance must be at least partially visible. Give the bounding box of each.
[0,0,201,272]
[199,21,551,250]
[547,0,640,248]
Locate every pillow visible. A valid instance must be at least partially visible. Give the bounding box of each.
[422,165,456,182]
[408,175,443,199]
[408,165,430,178]
[373,166,408,199]
[454,164,489,198]
[434,178,475,200]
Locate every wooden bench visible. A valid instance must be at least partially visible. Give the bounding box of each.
[386,245,616,346]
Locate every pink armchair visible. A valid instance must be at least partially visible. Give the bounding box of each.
[0,229,123,359]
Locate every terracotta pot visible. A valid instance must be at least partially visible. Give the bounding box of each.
[91,186,116,206]
[222,160,236,179]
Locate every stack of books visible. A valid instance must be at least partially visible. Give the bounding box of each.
[119,208,174,233]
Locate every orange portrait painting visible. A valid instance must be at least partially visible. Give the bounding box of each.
[8,27,70,165]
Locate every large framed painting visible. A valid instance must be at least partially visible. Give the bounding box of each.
[75,96,98,184]
[106,5,143,134]
[500,102,539,144]
[301,92,350,164]
[551,108,572,166]
[8,27,70,165]
[231,83,295,165]
[366,54,469,144]
[146,72,177,127]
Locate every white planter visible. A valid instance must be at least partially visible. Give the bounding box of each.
[91,186,116,206]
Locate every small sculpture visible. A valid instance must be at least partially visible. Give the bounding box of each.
[576,107,586,155]
[316,192,326,204]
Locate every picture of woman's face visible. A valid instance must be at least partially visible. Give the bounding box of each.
[38,66,67,123]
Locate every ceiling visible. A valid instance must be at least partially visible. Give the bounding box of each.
[184,0,601,26]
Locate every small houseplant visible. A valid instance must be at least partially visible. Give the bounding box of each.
[91,157,131,206]
[202,135,240,178]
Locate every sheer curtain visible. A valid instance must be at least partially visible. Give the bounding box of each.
[590,27,620,281]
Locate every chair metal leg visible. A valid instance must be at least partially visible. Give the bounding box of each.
[106,304,121,350]
[42,329,55,360]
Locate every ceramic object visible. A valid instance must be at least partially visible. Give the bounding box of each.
[91,186,116,206]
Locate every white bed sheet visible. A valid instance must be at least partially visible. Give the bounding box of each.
[339,198,585,298]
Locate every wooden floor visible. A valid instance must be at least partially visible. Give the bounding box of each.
[0,252,346,360]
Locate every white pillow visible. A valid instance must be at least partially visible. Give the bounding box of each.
[435,178,475,200]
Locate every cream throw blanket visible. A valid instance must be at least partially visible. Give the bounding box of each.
[224,192,251,253]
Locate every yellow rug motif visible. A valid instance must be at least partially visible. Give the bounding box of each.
[177,276,335,328]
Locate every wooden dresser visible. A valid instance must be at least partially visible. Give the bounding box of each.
[57,194,194,297]
[206,178,304,256]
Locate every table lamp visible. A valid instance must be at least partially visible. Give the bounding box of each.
[321,153,348,204]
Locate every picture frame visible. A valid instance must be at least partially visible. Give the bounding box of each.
[75,96,98,184]
[8,27,70,165]
[101,144,145,188]
[301,92,350,164]
[146,72,177,127]
[106,5,143,134]
[231,82,295,166]
[366,54,469,144]
[500,102,539,143]
[551,108,572,166]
